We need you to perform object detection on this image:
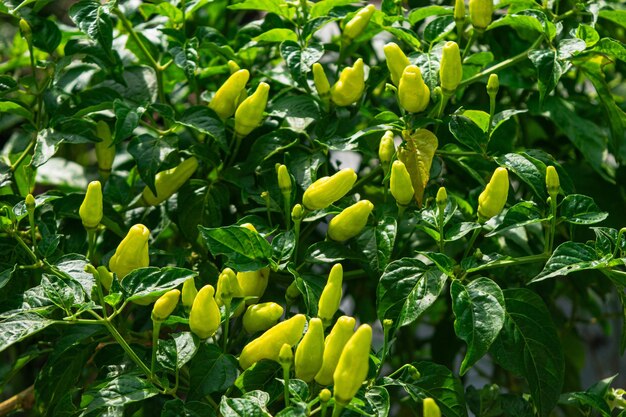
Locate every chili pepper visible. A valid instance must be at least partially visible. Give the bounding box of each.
[469,0,493,30]
[19,19,32,43]
[327,200,374,242]
[333,324,372,405]
[228,60,240,74]
[330,58,365,107]
[278,343,293,366]
[398,65,430,113]
[478,167,509,221]
[454,0,466,23]
[97,266,114,291]
[151,289,180,322]
[239,314,306,369]
[342,5,376,44]
[286,280,301,303]
[315,316,356,386]
[79,181,103,230]
[295,318,325,382]
[313,63,331,110]
[182,278,197,311]
[237,268,269,304]
[234,82,270,138]
[142,157,198,206]
[109,224,150,279]
[423,398,441,417]
[291,204,304,222]
[379,131,396,175]
[243,302,284,334]
[384,42,410,87]
[303,168,357,211]
[390,161,414,207]
[319,388,332,403]
[318,264,343,327]
[546,166,560,198]
[277,164,292,196]
[189,285,221,339]
[95,120,115,179]
[216,267,242,307]
[436,186,448,211]
[440,41,462,94]
[25,194,35,212]
[487,73,499,96]
[209,69,250,119]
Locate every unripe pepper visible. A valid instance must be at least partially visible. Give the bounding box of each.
[182,278,197,311]
[319,388,332,403]
[378,131,396,175]
[333,324,372,405]
[189,285,221,339]
[330,59,365,107]
[398,65,430,113]
[423,398,441,417]
[19,19,32,43]
[487,73,499,96]
[440,41,462,94]
[295,318,325,382]
[303,168,357,211]
[79,181,103,230]
[239,314,306,369]
[546,166,560,197]
[216,267,242,306]
[312,63,331,110]
[237,268,269,304]
[278,343,293,366]
[384,42,410,87]
[436,186,448,211]
[390,161,414,207]
[454,0,466,22]
[277,164,292,195]
[209,69,250,119]
[469,0,493,30]
[291,204,304,222]
[477,167,509,221]
[228,60,241,74]
[95,120,115,179]
[317,264,343,327]
[25,193,36,212]
[97,266,114,291]
[151,289,180,322]
[327,200,374,242]
[142,157,198,206]
[314,315,356,386]
[342,5,376,44]
[234,82,270,138]
[243,302,284,334]
[285,280,301,303]
[109,224,150,279]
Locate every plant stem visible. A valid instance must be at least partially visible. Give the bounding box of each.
[465,253,550,273]
[463,227,481,259]
[151,320,161,374]
[223,302,231,352]
[331,402,344,417]
[104,319,155,383]
[86,228,97,261]
[548,196,557,253]
[283,364,291,408]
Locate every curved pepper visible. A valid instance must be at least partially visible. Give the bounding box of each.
[295,318,325,382]
[384,42,410,86]
[424,398,442,417]
[303,168,357,211]
[95,120,115,179]
[378,131,396,175]
[440,41,462,94]
[398,65,430,113]
[209,69,250,119]
[333,324,372,405]
[330,59,365,107]
[313,63,331,110]
[109,224,150,279]
[478,167,509,221]
[234,82,270,138]
[189,285,221,339]
[243,302,284,334]
[142,157,199,206]
[327,200,374,242]
[151,289,180,322]
[239,314,306,369]
[390,161,414,207]
[318,264,343,327]
[79,181,103,230]
[469,0,493,30]
[314,315,356,386]
[342,5,376,43]
[97,266,114,292]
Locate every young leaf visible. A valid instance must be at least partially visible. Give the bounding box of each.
[198,225,275,271]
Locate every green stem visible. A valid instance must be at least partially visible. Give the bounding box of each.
[283,364,291,408]
[223,302,231,352]
[104,320,155,383]
[547,196,557,253]
[12,231,38,263]
[377,321,392,378]
[462,30,477,59]
[283,193,291,230]
[331,402,344,417]
[466,253,550,273]
[463,227,481,259]
[351,166,383,194]
[438,206,445,253]
[151,320,161,374]
[86,228,97,261]
[487,93,496,137]
[10,137,36,173]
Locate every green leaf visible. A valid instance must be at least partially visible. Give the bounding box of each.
[0,313,55,353]
[560,194,608,225]
[366,386,391,417]
[310,0,354,17]
[485,201,546,237]
[81,374,160,413]
[449,114,487,152]
[254,28,298,43]
[235,360,283,402]
[289,266,324,317]
[228,0,289,18]
[127,134,178,195]
[69,0,113,50]
[599,9,626,30]
[188,344,238,400]
[122,267,197,302]
[377,258,448,327]
[451,277,505,375]
[354,216,397,274]
[220,395,270,417]
[559,375,616,417]
[198,225,275,271]
[529,49,567,102]
[531,242,610,283]
[488,14,545,37]
[489,289,564,417]
[32,128,100,168]
[0,101,33,120]
[113,100,143,143]
[177,106,226,143]
[177,180,227,242]
[496,152,547,201]
[157,332,199,371]
[161,399,217,417]
[408,5,452,24]
[280,41,324,86]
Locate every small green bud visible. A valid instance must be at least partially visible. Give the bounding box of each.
[407,364,421,380]
[546,166,560,197]
[25,194,36,212]
[278,343,294,367]
[291,204,304,222]
[319,388,332,403]
[487,73,499,96]
[436,187,448,211]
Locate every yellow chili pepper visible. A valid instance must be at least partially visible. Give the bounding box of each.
[142,157,198,206]
[109,224,150,279]
[243,302,284,334]
[277,164,292,196]
[95,120,115,179]
[477,167,509,221]
[291,204,304,222]
[151,289,180,322]
[313,63,331,110]
[79,181,103,230]
[546,166,560,198]
[228,60,241,74]
[327,200,374,242]
[209,69,250,119]
[216,267,242,306]
[182,278,197,311]
[384,42,410,87]
[189,285,221,339]
[302,168,357,211]
[378,131,396,175]
[333,324,372,405]
[330,59,365,107]
[97,266,114,291]
[398,65,430,113]
[390,161,414,207]
[239,314,306,369]
[278,343,293,366]
[454,0,466,22]
[314,315,356,386]
[424,398,442,417]
[295,318,325,382]
[234,82,270,138]
[436,186,448,211]
[19,19,32,43]
[319,388,332,403]
[237,268,269,304]
[343,5,376,44]
[317,264,343,327]
[440,41,462,94]
[469,0,493,30]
